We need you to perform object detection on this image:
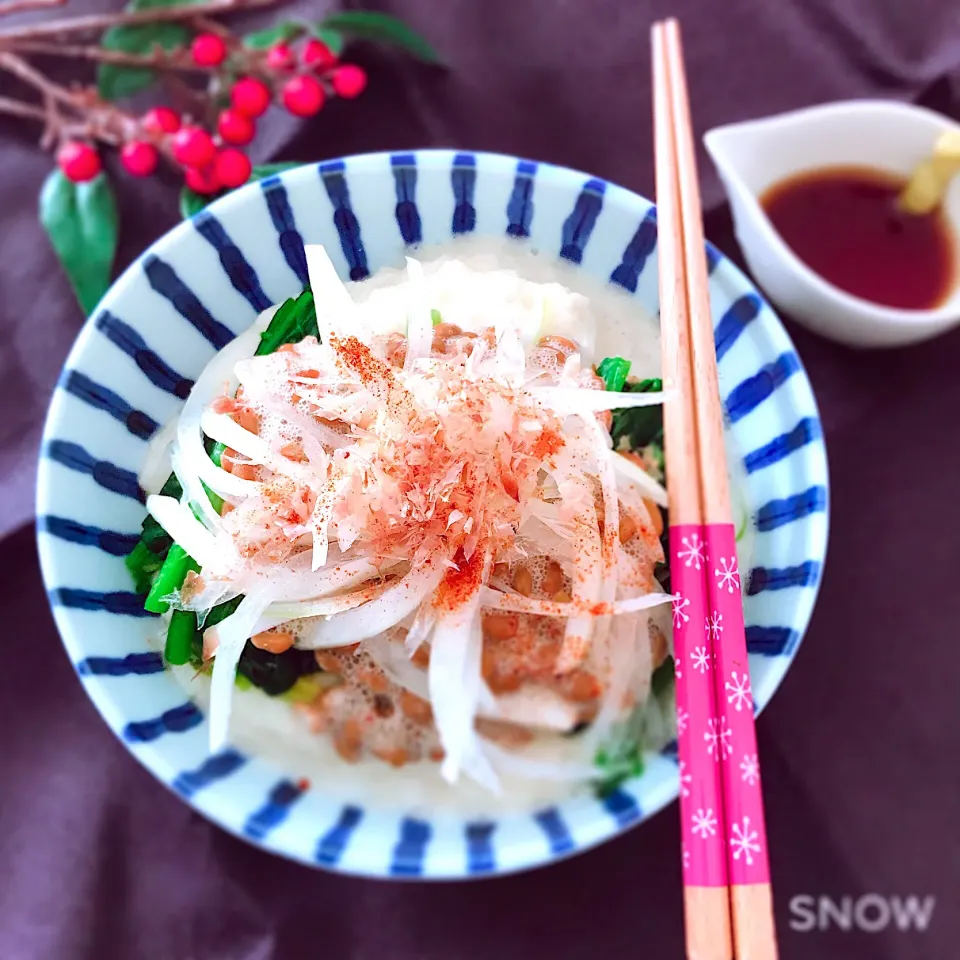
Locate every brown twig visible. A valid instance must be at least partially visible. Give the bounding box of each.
[0,0,64,16]
[190,14,233,38]
[0,93,45,119]
[0,48,74,104]
[2,39,211,70]
[0,49,147,150]
[0,0,279,41]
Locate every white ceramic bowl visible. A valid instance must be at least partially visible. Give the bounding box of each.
[37,150,828,878]
[705,100,960,348]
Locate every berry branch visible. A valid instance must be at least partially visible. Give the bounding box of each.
[0,0,64,16]
[0,0,277,41]
[0,0,442,314]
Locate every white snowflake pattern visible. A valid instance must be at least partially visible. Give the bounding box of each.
[725,670,752,713]
[691,807,718,839]
[678,760,692,798]
[672,594,691,629]
[676,707,689,735]
[714,555,741,594]
[675,653,683,680]
[690,645,712,674]
[706,611,723,643]
[730,816,761,866]
[705,716,733,761]
[677,533,705,570]
[682,843,691,871]
[740,753,760,787]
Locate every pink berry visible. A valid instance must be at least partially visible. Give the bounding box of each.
[57,142,101,183]
[191,33,228,67]
[266,42,296,72]
[217,108,256,146]
[302,38,337,71]
[185,164,221,195]
[172,126,216,168]
[120,140,159,177]
[215,148,252,189]
[142,106,181,135]
[282,75,325,117]
[230,77,272,118]
[332,64,367,100]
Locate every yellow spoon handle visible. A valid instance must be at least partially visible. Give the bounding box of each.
[899,129,960,215]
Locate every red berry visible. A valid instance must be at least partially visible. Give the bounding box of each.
[142,106,180,135]
[57,142,101,183]
[265,42,296,72]
[120,140,159,177]
[214,148,252,189]
[172,125,216,168]
[302,38,337,71]
[217,108,256,146]
[191,33,228,67]
[184,164,221,195]
[282,75,325,117]
[332,64,367,100]
[230,77,272,118]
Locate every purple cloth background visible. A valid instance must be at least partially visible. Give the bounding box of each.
[2,1,959,958]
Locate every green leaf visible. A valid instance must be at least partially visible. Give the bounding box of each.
[243,21,304,49]
[256,288,318,355]
[39,170,119,315]
[651,656,675,699]
[597,356,632,393]
[249,162,303,180]
[431,308,442,326]
[315,11,442,63]
[97,0,196,100]
[610,378,664,452]
[179,185,217,219]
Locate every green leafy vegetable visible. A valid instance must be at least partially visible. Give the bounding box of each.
[593,742,645,798]
[164,610,196,665]
[430,308,443,326]
[144,543,199,614]
[315,10,442,63]
[243,21,304,48]
[39,170,119,315]
[597,356,632,393]
[237,643,319,696]
[610,378,663,452]
[651,656,676,699]
[125,540,164,595]
[98,0,196,101]
[256,287,319,355]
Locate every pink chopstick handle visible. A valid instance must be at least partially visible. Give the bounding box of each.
[670,523,728,887]
[703,522,772,885]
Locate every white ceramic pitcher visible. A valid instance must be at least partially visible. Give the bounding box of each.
[704,100,960,348]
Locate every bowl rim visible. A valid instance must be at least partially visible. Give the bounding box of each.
[36,148,830,879]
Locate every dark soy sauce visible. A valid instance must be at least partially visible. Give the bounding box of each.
[761,165,957,310]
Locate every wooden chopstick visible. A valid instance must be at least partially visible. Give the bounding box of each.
[652,20,733,960]
[656,18,780,960]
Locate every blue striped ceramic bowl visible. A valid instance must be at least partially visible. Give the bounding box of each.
[36,150,828,879]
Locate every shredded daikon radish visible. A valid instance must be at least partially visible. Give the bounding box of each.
[613,451,669,507]
[138,415,178,495]
[143,242,676,792]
